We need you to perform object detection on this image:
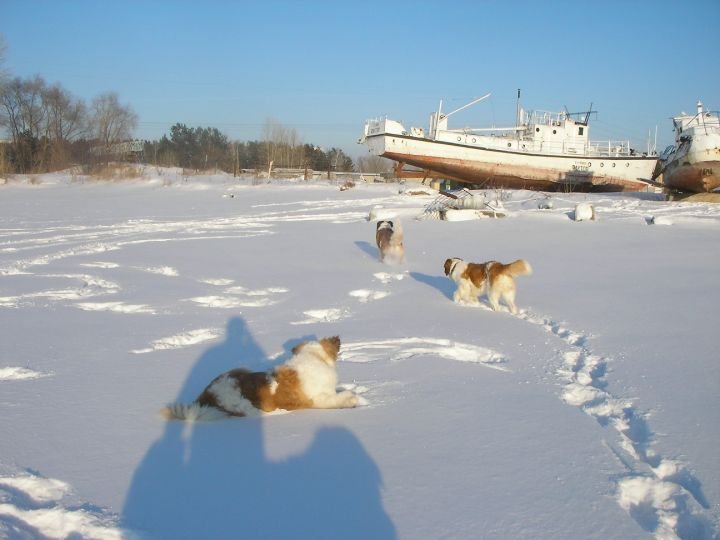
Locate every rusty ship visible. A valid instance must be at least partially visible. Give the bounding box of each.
[358,93,658,192]
[657,101,720,193]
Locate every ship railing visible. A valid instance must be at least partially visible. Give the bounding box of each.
[438,130,639,157]
[587,140,631,156]
[521,109,567,127]
[524,139,633,157]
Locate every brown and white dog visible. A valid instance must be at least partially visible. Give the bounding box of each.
[376,220,404,264]
[443,257,532,314]
[161,336,360,421]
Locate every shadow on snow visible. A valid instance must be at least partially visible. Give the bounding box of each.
[122,316,396,539]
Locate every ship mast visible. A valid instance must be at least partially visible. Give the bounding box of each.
[515,89,521,139]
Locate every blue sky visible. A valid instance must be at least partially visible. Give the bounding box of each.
[3,0,719,156]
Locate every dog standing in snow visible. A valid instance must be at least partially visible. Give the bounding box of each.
[161,336,359,421]
[443,257,532,314]
[375,220,404,264]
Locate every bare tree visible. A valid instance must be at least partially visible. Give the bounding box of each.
[42,83,87,169]
[356,154,393,174]
[89,92,137,157]
[43,83,86,142]
[263,117,281,169]
[0,76,46,141]
[263,117,304,169]
[0,34,8,89]
[0,76,47,171]
[0,36,7,176]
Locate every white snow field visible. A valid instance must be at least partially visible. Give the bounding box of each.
[0,169,718,539]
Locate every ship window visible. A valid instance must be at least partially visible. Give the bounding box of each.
[552,130,557,135]
[578,127,584,135]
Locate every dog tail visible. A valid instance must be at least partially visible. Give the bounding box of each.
[160,402,227,422]
[504,259,532,277]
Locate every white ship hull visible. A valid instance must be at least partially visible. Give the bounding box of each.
[360,95,657,192]
[364,131,657,192]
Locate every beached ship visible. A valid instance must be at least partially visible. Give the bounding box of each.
[358,93,658,192]
[656,101,720,193]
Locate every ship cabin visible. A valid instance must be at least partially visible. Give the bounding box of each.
[672,101,720,142]
[516,109,633,157]
[521,109,589,154]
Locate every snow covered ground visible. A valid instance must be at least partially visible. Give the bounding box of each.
[0,169,718,539]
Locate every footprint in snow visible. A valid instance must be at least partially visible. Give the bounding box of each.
[291,308,350,325]
[75,301,156,314]
[198,278,235,286]
[1,273,120,310]
[0,367,53,381]
[331,339,507,409]
[339,337,508,370]
[373,272,405,284]
[131,328,223,354]
[516,309,714,536]
[0,469,128,538]
[187,286,288,309]
[348,289,389,303]
[79,261,119,269]
[134,265,179,277]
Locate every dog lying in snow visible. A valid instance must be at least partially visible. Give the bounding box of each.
[375,220,404,264]
[443,257,532,314]
[161,336,360,421]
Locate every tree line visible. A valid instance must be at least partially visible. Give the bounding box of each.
[0,35,389,176]
[0,76,137,174]
[143,119,356,174]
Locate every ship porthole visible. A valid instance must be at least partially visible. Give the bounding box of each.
[587,162,592,167]
[472,138,476,143]
[625,163,629,167]
[600,163,604,167]
[612,162,616,167]
[457,136,462,142]
[552,129,557,135]
[507,142,512,148]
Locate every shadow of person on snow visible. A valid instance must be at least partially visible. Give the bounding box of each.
[173,317,270,403]
[121,317,396,539]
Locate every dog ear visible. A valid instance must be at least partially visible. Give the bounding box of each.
[443,259,452,275]
[319,336,341,361]
[291,342,307,355]
[387,220,393,229]
[376,221,383,230]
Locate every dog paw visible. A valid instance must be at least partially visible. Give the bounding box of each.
[338,391,363,408]
[348,393,369,407]
[338,383,369,394]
